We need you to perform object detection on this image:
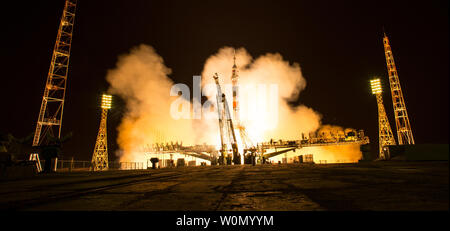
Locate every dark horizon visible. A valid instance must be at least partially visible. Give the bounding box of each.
[1,0,448,161]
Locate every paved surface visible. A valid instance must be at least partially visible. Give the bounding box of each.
[0,161,448,210]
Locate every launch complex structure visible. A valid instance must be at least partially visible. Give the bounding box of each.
[27,0,417,171]
[141,53,370,167]
[369,32,415,159]
[30,0,77,172]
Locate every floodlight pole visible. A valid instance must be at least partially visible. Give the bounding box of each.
[91,95,112,171]
[370,79,396,159]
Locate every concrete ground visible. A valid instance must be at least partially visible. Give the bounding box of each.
[0,161,448,211]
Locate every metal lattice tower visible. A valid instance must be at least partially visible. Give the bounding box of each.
[91,94,112,171]
[383,32,415,145]
[371,79,396,159]
[214,73,239,165]
[32,0,77,147]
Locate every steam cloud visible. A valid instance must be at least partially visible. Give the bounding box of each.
[106,45,197,162]
[106,45,362,163]
[201,47,321,142]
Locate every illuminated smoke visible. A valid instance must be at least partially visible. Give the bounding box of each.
[107,45,362,163]
[106,45,199,163]
[268,144,363,164]
[201,47,321,143]
[200,47,362,162]
[311,125,362,163]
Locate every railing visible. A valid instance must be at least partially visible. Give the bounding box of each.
[258,138,369,149]
[57,160,91,171]
[115,162,144,170]
[39,160,145,171]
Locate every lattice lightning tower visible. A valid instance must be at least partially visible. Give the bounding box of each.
[91,94,112,171]
[371,79,396,159]
[383,32,415,145]
[32,0,77,147]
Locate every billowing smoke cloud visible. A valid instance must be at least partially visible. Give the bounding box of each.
[201,47,321,142]
[269,144,363,164]
[106,45,199,162]
[315,124,357,140]
[313,125,362,163]
[107,45,361,163]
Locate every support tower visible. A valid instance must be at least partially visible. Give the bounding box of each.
[371,79,396,159]
[32,0,77,147]
[383,32,415,145]
[214,73,239,165]
[91,94,112,171]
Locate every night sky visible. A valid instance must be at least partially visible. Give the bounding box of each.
[1,0,448,161]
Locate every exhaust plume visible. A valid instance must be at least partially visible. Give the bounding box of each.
[201,47,321,142]
[106,45,198,162]
[106,45,362,163]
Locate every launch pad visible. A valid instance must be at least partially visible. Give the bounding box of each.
[138,128,369,169]
[0,161,447,210]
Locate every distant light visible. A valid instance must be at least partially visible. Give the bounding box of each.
[370,78,382,95]
[101,94,112,109]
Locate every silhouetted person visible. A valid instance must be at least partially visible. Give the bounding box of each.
[252,153,256,166]
[150,158,159,169]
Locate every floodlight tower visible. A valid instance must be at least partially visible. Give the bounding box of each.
[383,32,415,145]
[371,79,396,159]
[91,94,112,171]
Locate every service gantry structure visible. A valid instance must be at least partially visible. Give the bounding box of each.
[213,73,239,165]
[383,32,415,145]
[30,0,77,170]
